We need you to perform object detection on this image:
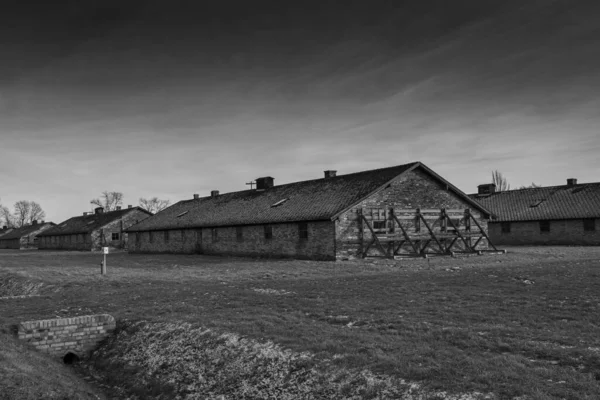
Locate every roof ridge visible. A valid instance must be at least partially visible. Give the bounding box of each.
[183,162,421,202]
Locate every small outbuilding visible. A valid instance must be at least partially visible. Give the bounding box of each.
[38,206,152,251]
[470,179,600,245]
[0,221,56,249]
[127,162,496,260]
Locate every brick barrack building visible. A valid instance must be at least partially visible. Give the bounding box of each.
[471,179,600,245]
[127,162,495,260]
[0,221,56,249]
[38,206,152,251]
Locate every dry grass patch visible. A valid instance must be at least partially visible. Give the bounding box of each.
[1,247,600,399]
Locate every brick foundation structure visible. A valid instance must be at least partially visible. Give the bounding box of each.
[18,314,116,360]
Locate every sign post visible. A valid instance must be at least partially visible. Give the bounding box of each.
[101,247,108,275]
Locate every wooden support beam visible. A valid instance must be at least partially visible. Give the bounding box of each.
[442,209,475,253]
[360,213,390,258]
[390,208,421,255]
[467,211,498,251]
[416,211,447,254]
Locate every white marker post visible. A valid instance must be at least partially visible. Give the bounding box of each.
[102,247,109,275]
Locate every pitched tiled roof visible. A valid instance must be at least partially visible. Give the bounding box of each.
[0,227,13,238]
[38,207,152,236]
[469,182,600,222]
[0,223,56,240]
[128,162,490,232]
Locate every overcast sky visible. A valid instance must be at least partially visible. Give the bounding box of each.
[1,0,599,223]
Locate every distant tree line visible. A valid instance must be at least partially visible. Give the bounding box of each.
[90,191,170,214]
[491,170,540,191]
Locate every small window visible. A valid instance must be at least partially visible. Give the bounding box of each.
[149,231,154,243]
[264,224,273,240]
[271,198,289,207]
[211,228,218,242]
[501,222,511,234]
[298,222,308,239]
[164,231,170,243]
[236,226,243,241]
[112,232,120,241]
[583,219,596,232]
[135,232,140,243]
[540,220,550,233]
[372,220,386,232]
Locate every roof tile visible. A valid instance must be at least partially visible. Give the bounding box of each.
[470,183,600,221]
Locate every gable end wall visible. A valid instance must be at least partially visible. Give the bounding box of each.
[335,169,489,259]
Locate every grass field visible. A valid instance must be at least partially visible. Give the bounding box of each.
[1,247,599,399]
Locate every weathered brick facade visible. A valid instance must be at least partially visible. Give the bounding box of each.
[0,223,55,249]
[490,219,600,245]
[39,208,151,251]
[335,169,489,259]
[130,221,336,260]
[129,166,491,260]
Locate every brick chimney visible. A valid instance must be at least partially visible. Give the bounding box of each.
[128,205,133,208]
[94,207,104,214]
[116,206,122,210]
[477,183,497,195]
[324,170,337,178]
[255,177,274,190]
[83,212,88,216]
[567,178,577,186]
[32,220,38,225]
[193,194,199,199]
[211,190,219,197]
[2,226,6,229]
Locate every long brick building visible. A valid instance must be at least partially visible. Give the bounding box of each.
[0,221,56,249]
[127,162,495,260]
[38,206,152,251]
[471,179,600,245]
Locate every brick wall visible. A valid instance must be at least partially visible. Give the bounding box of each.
[129,221,336,260]
[490,219,600,245]
[38,209,151,251]
[335,169,489,259]
[39,233,93,251]
[0,224,55,249]
[17,314,116,359]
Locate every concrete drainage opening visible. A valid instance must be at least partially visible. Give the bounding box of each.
[63,352,80,364]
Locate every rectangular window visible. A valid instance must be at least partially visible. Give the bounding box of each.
[371,208,387,233]
[236,226,243,241]
[264,224,273,240]
[501,222,511,233]
[149,231,154,243]
[583,219,596,232]
[298,222,308,239]
[372,220,387,232]
[540,220,550,233]
[136,232,140,243]
[211,228,218,242]
[164,230,170,243]
[112,232,120,241]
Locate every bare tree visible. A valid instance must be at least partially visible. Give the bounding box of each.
[519,182,542,189]
[90,191,124,211]
[491,170,511,192]
[13,200,32,228]
[29,201,46,223]
[0,198,14,228]
[10,200,46,228]
[139,197,170,214]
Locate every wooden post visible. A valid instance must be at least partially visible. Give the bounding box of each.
[101,247,108,275]
[357,209,364,258]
